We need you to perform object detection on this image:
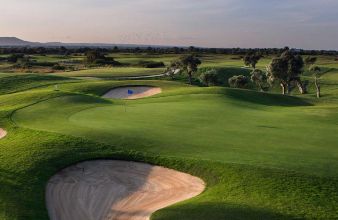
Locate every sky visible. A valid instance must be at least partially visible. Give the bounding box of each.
[1,0,338,50]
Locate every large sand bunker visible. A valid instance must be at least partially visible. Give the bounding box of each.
[0,128,7,139]
[102,86,162,99]
[46,160,205,220]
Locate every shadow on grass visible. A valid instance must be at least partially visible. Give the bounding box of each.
[152,202,305,220]
[223,88,312,107]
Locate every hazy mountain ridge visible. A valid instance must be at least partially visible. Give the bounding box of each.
[0,37,34,46]
[0,37,174,48]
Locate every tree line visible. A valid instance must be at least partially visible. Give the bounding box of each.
[0,46,337,56]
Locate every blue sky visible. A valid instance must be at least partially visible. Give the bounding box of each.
[1,0,338,49]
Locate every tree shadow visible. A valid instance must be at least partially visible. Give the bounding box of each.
[223,88,312,107]
[152,202,306,220]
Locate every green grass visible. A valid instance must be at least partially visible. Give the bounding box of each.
[57,67,165,78]
[0,54,337,220]
[12,83,338,178]
[0,74,76,95]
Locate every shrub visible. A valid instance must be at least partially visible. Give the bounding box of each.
[228,75,249,88]
[85,50,121,66]
[199,69,218,86]
[52,64,66,71]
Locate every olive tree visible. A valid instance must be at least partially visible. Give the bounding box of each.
[243,52,262,69]
[309,65,321,98]
[176,55,202,84]
[305,56,317,66]
[166,60,182,79]
[250,69,268,92]
[267,50,305,95]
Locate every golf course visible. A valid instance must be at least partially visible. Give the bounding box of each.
[0,52,337,220]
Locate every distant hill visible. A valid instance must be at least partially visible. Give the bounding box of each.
[0,37,34,46]
[0,37,175,49]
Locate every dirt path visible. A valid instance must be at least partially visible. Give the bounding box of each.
[46,160,205,220]
[0,128,7,139]
[102,86,162,99]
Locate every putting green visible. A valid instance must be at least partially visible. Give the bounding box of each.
[13,86,338,177]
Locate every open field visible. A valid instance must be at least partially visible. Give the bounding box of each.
[0,53,337,220]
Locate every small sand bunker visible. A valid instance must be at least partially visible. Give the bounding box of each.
[0,128,7,139]
[103,86,162,99]
[46,160,205,220]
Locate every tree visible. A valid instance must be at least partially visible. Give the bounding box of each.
[166,60,182,79]
[228,75,249,88]
[305,56,317,66]
[243,52,262,69]
[309,65,321,98]
[267,50,305,95]
[7,53,24,63]
[85,50,106,63]
[266,57,288,94]
[199,69,218,86]
[176,55,202,84]
[250,69,268,92]
[85,50,120,66]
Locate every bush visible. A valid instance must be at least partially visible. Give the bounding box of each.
[7,54,24,63]
[85,50,121,66]
[198,67,251,86]
[199,69,218,86]
[52,64,66,71]
[138,61,165,68]
[228,75,249,88]
[31,61,55,67]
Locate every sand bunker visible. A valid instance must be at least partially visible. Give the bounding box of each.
[102,86,162,99]
[46,160,205,220]
[0,128,7,139]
